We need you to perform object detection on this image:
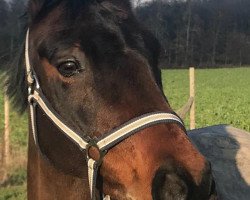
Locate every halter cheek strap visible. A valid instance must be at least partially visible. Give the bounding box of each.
[25,29,185,200]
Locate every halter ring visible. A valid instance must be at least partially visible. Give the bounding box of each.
[86,140,106,166]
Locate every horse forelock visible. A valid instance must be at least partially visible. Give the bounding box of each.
[28,0,132,22]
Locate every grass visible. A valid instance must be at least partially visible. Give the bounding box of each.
[162,68,250,131]
[0,68,249,199]
[0,75,28,200]
[0,168,26,200]
[0,185,26,200]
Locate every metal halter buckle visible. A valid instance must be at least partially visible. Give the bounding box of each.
[28,72,40,95]
[86,140,107,166]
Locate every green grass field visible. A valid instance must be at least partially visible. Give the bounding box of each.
[0,68,249,199]
[162,68,250,131]
[0,75,28,200]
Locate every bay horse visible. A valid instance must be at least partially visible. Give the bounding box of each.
[6,0,217,199]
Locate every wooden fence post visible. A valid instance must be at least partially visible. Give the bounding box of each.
[4,95,10,166]
[189,67,195,130]
[1,94,10,182]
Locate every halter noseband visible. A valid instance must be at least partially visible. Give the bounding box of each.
[25,30,185,200]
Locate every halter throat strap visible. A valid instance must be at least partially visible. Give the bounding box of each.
[25,29,185,200]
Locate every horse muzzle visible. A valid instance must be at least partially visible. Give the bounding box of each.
[152,161,218,200]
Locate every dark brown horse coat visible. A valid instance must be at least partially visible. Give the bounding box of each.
[5,0,217,199]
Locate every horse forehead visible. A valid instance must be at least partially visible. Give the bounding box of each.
[35,1,126,41]
[52,1,127,21]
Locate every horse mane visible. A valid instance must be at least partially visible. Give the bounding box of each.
[4,16,28,113]
[3,0,76,113]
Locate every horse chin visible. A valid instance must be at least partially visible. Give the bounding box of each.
[124,194,136,200]
[105,192,136,200]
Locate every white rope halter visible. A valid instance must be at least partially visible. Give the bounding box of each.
[25,29,185,200]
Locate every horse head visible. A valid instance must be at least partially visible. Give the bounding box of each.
[6,0,217,199]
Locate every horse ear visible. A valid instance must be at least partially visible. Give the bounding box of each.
[99,0,131,12]
[99,0,132,19]
[27,0,61,22]
[108,0,132,11]
[27,0,46,21]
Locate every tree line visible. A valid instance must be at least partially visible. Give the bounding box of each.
[136,0,250,68]
[0,0,250,68]
[0,0,26,69]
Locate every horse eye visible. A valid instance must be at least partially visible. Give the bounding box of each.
[57,60,82,77]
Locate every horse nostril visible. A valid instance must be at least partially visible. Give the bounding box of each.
[152,165,189,200]
[152,162,218,200]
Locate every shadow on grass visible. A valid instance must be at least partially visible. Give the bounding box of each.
[0,168,27,200]
[0,168,26,187]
